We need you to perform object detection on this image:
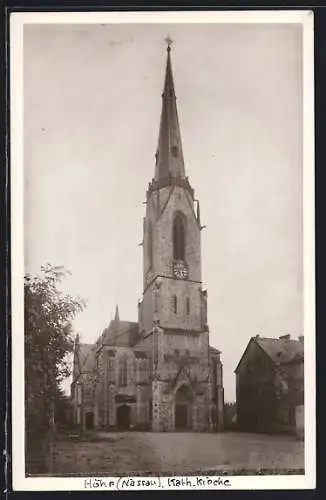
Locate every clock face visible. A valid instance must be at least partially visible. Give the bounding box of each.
[173,261,188,280]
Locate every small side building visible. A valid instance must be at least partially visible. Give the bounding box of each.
[235,334,304,436]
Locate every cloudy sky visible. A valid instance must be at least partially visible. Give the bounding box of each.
[24,20,303,401]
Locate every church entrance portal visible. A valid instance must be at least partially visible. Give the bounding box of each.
[85,412,94,430]
[117,405,131,430]
[175,404,188,429]
[174,385,193,430]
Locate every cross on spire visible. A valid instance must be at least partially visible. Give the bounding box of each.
[164,35,173,51]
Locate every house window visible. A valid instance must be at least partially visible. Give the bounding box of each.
[173,213,186,261]
[173,295,177,314]
[119,355,128,387]
[186,297,190,315]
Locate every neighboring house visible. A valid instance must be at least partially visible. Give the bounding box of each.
[70,44,224,433]
[235,334,304,436]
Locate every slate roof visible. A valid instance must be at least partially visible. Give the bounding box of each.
[100,319,139,347]
[155,44,186,181]
[256,337,304,364]
[235,336,304,373]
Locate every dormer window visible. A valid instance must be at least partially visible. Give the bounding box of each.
[171,145,178,158]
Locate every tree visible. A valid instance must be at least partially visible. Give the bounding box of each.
[53,387,72,428]
[24,264,85,471]
[224,402,237,430]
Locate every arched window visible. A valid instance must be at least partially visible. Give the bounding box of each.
[119,355,128,387]
[186,297,190,315]
[173,295,178,314]
[173,213,186,261]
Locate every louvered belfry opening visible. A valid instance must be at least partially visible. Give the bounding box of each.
[173,213,185,261]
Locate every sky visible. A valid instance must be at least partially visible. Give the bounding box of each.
[24,22,303,402]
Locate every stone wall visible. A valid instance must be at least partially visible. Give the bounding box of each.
[236,342,277,431]
[89,343,152,430]
[152,186,201,282]
[72,327,223,433]
[149,321,222,432]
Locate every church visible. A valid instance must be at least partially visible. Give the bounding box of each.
[71,43,224,432]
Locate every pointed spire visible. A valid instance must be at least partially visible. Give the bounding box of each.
[196,200,201,225]
[114,304,120,322]
[155,41,185,181]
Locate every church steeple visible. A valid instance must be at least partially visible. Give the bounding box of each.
[155,41,186,181]
[142,41,203,333]
[114,304,120,322]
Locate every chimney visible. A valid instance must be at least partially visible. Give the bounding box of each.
[279,334,291,340]
[298,335,304,343]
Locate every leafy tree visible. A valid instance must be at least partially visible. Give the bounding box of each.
[24,264,85,470]
[53,387,72,428]
[224,402,237,430]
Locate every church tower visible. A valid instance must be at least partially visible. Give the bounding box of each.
[139,42,224,432]
[71,42,223,434]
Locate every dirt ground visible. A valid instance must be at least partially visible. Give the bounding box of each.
[43,431,304,476]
